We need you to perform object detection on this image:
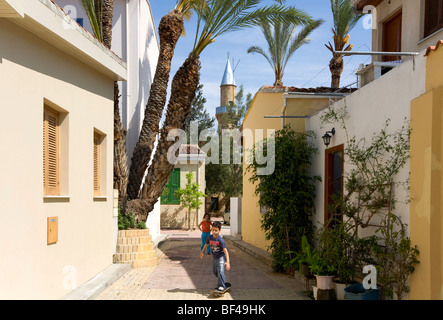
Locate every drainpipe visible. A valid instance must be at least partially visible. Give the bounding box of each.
[281,95,287,130]
[196,156,199,228]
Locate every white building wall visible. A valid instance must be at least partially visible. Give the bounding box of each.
[53,0,161,240]
[0,16,116,299]
[306,51,427,236]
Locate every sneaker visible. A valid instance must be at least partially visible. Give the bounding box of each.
[217,286,225,292]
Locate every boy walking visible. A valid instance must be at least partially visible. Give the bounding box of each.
[200,221,231,292]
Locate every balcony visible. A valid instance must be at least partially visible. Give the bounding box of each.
[357,60,403,88]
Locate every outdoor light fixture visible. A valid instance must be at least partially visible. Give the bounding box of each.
[322,128,335,147]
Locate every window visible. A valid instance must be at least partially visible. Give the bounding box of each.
[424,0,443,38]
[210,197,219,212]
[93,132,101,196]
[161,168,181,204]
[43,106,60,195]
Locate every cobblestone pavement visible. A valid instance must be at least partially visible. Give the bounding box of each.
[95,234,310,300]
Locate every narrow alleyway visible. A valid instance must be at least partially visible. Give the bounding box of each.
[95,225,310,300]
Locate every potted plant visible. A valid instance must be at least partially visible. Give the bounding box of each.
[309,251,336,290]
[310,224,340,291]
[329,221,372,299]
[288,235,314,278]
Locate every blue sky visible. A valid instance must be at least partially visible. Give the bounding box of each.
[150,0,373,118]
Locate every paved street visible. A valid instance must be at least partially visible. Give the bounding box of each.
[95,227,310,300]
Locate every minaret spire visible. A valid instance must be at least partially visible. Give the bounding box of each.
[216,58,237,128]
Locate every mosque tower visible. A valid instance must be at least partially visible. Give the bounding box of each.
[216,58,237,129]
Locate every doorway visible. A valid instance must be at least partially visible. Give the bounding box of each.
[382,10,402,62]
[324,144,344,227]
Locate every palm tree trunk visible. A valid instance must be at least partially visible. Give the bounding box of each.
[96,0,129,207]
[127,10,184,200]
[329,54,344,89]
[101,0,114,47]
[273,66,283,86]
[113,81,128,207]
[126,53,200,222]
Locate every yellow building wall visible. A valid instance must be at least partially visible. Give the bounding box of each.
[241,88,318,250]
[409,46,443,300]
[241,90,306,251]
[242,91,280,250]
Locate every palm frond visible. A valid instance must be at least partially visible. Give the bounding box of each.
[329,0,363,52]
[192,0,315,56]
[283,19,324,69]
[174,0,207,36]
[81,0,103,42]
[247,45,274,69]
[247,12,321,86]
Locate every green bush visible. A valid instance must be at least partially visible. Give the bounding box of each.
[246,127,321,272]
[118,207,146,230]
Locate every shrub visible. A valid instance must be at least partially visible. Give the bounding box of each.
[118,207,146,230]
[246,127,321,272]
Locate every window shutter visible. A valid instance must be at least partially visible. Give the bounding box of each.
[170,168,180,204]
[425,0,443,37]
[161,168,181,204]
[43,107,60,195]
[93,133,101,196]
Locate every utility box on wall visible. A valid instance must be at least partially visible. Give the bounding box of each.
[47,217,58,245]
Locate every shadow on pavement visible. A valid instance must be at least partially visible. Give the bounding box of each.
[142,238,283,300]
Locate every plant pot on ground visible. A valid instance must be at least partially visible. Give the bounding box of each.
[309,252,336,290]
[287,235,315,279]
[333,279,358,300]
[344,283,381,300]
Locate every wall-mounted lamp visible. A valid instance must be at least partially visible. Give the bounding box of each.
[322,128,335,147]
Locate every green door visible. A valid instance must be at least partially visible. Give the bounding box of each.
[161,168,181,204]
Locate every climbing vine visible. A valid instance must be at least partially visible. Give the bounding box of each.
[320,104,419,299]
[246,127,321,272]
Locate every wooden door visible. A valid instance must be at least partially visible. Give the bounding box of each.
[324,145,344,227]
[382,11,402,61]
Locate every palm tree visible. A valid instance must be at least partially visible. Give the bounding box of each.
[325,0,362,89]
[126,0,315,221]
[247,18,323,86]
[127,0,205,201]
[81,0,129,207]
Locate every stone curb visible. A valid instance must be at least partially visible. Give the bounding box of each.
[223,235,273,267]
[61,263,131,300]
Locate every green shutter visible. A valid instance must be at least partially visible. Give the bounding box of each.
[170,168,180,204]
[161,168,180,204]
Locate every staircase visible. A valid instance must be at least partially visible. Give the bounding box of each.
[115,229,158,268]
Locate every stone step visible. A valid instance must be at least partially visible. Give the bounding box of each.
[118,229,150,238]
[116,243,155,253]
[114,250,157,262]
[116,235,152,245]
[115,228,158,268]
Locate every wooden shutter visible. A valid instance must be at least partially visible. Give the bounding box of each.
[382,11,402,61]
[161,168,180,204]
[170,168,180,204]
[93,133,101,196]
[43,107,60,195]
[425,0,443,37]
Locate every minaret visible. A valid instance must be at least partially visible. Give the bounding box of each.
[216,59,237,129]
